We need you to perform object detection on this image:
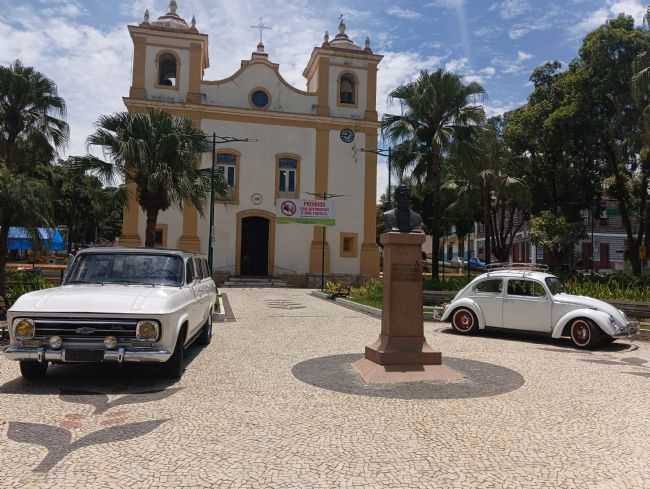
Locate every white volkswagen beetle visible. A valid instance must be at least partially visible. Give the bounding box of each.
[439,266,639,348]
[5,248,217,380]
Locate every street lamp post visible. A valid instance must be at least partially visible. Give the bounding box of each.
[204,133,256,273]
[306,191,344,290]
[360,147,393,207]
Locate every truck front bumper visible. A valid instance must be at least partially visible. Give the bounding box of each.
[3,346,172,363]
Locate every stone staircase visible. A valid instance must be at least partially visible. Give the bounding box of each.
[222,276,289,288]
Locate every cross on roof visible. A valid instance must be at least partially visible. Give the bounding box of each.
[250,18,272,44]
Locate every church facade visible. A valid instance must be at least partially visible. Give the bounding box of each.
[120,1,383,283]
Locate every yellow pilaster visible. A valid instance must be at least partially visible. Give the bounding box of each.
[187,42,203,105]
[309,127,330,273]
[360,128,380,277]
[129,36,146,99]
[177,116,202,252]
[317,57,330,117]
[365,62,378,121]
[120,181,142,247]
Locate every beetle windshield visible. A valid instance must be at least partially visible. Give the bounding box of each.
[545,277,565,295]
[66,253,183,286]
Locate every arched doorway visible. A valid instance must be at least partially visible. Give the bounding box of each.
[236,210,276,276]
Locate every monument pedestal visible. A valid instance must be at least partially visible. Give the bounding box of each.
[354,231,455,384]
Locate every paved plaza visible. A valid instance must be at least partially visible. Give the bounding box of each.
[0,288,649,488]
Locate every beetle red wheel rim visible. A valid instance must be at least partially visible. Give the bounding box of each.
[453,310,474,332]
[572,320,591,346]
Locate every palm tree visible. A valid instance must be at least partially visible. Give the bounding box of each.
[382,70,485,279]
[0,60,68,298]
[80,110,217,247]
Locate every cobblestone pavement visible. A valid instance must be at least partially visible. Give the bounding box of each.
[1,288,649,488]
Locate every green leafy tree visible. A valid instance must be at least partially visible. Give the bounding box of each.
[0,60,68,298]
[382,70,485,279]
[529,211,586,267]
[80,110,220,247]
[49,159,127,250]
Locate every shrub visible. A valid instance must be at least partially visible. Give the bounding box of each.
[5,270,52,307]
[423,277,470,292]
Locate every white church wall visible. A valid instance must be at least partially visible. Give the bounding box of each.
[201,63,318,115]
[327,130,365,274]
[197,119,317,274]
[144,44,190,103]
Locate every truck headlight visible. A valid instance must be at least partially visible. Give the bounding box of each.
[14,319,35,339]
[136,320,160,341]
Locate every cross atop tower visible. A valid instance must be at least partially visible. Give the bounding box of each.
[250,18,272,44]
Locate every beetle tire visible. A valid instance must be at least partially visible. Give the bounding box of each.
[570,318,603,349]
[451,308,479,335]
[20,361,48,381]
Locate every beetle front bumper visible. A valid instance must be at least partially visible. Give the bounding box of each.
[612,321,641,338]
[3,346,172,363]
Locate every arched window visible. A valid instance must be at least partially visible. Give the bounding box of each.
[339,74,355,105]
[158,53,178,88]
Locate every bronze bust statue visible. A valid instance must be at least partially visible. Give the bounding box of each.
[383,185,423,233]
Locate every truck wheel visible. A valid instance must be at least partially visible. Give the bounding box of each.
[451,308,479,334]
[570,319,603,349]
[20,361,48,381]
[163,329,186,378]
[197,309,213,346]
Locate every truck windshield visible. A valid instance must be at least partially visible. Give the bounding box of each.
[545,277,565,295]
[66,253,183,286]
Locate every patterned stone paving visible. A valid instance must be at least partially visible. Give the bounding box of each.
[0,288,648,488]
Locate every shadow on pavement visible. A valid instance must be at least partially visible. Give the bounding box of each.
[0,340,208,395]
[436,325,637,353]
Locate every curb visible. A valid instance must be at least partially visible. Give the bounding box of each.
[310,291,441,321]
[213,295,227,322]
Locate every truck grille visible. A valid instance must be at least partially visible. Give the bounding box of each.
[33,318,138,340]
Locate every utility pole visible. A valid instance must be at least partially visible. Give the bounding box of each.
[205,133,257,272]
[306,191,344,290]
[360,146,393,207]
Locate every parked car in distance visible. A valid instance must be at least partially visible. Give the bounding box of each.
[5,248,217,380]
[438,265,639,348]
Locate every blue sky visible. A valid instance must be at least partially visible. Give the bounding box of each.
[0,0,648,195]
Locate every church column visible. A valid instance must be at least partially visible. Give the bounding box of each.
[360,128,380,277]
[187,42,203,105]
[129,36,146,99]
[177,115,202,252]
[120,182,142,247]
[309,127,330,273]
[365,62,378,121]
[316,57,330,117]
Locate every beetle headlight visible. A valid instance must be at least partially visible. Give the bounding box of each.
[14,319,35,339]
[136,320,160,341]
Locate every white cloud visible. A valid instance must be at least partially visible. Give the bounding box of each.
[426,0,464,7]
[445,57,469,72]
[385,6,422,20]
[571,0,647,38]
[490,0,531,19]
[492,51,534,74]
[484,100,523,118]
[517,51,533,62]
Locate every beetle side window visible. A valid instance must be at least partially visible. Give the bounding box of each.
[186,259,195,284]
[507,280,546,298]
[475,279,503,294]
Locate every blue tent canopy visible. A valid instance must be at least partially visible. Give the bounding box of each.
[7,227,65,252]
